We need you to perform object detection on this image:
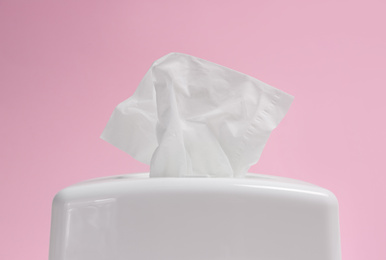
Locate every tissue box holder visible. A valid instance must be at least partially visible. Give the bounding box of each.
[49,173,341,260]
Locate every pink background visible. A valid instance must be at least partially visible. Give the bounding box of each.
[0,0,385,259]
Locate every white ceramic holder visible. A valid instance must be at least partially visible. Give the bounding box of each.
[49,173,341,260]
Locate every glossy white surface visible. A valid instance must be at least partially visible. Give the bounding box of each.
[49,173,341,260]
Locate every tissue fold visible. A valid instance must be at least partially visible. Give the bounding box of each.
[101,53,293,177]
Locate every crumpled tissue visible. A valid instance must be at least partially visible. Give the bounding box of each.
[101,53,293,178]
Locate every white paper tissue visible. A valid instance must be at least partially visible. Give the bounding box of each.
[101,53,293,178]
